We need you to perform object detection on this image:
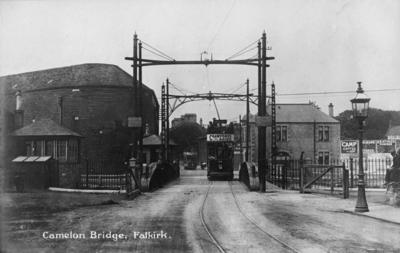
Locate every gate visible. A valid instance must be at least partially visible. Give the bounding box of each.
[300,163,349,198]
[268,159,350,198]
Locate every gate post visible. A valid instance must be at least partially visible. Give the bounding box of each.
[330,167,334,194]
[343,162,349,199]
[299,159,304,193]
[350,158,354,188]
[86,159,89,189]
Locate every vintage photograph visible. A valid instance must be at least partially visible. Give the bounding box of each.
[1,0,400,252]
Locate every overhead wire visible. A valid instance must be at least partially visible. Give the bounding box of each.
[226,82,247,95]
[207,0,237,51]
[225,39,260,60]
[141,40,175,61]
[248,87,400,96]
[142,47,173,61]
[226,45,258,60]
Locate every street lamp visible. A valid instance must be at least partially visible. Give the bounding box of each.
[351,81,370,212]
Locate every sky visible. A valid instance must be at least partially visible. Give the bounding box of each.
[1,0,399,124]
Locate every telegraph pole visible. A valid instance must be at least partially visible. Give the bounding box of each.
[246,78,250,162]
[138,41,143,169]
[258,32,267,192]
[132,33,138,159]
[161,84,166,162]
[239,115,243,163]
[166,78,170,162]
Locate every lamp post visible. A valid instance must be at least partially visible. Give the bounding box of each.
[351,81,370,213]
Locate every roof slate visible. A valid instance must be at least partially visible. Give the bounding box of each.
[267,104,339,123]
[0,63,152,94]
[12,119,82,137]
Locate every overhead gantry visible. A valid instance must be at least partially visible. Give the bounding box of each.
[125,31,275,192]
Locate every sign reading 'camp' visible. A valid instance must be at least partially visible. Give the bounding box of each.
[206,134,234,142]
[341,140,358,154]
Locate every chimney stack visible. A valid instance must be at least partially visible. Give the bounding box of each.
[14,90,24,129]
[328,103,334,117]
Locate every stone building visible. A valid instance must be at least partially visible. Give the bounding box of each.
[386,125,400,151]
[0,63,159,187]
[243,103,341,164]
[171,113,197,128]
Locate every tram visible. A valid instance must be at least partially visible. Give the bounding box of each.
[206,119,234,180]
[183,152,197,170]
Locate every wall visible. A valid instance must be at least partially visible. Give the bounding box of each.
[266,122,341,161]
[243,121,340,163]
[10,86,158,162]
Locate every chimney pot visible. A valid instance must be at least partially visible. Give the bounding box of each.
[328,103,334,117]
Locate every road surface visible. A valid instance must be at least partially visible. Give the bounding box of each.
[3,169,400,252]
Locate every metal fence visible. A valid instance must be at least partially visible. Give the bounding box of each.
[269,157,392,190]
[79,159,127,190]
[344,157,392,188]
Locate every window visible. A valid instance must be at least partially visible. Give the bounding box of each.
[34,140,44,156]
[318,125,329,142]
[25,141,33,156]
[57,140,67,161]
[318,151,330,165]
[23,138,79,162]
[277,125,288,142]
[67,139,79,162]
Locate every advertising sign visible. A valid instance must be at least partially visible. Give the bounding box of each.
[341,140,358,154]
[206,134,234,142]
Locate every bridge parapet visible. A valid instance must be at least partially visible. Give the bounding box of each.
[141,162,180,192]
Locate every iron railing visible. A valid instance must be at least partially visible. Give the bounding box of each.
[268,157,392,190]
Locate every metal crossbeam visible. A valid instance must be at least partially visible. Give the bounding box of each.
[167,92,259,116]
[125,58,274,67]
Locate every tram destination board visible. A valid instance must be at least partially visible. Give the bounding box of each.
[206,134,234,142]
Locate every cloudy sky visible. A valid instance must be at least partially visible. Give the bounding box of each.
[1,0,399,123]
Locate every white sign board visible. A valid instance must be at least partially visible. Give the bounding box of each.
[206,134,234,142]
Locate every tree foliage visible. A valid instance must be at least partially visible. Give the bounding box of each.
[169,122,206,151]
[335,108,400,139]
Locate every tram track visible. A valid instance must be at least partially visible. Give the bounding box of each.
[229,181,301,253]
[200,181,227,253]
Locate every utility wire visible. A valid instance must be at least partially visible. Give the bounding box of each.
[278,88,400,96]
[225,39,260,60]
[224,81,246,94]
[141,40,175,61]
[142,47,173,61]
[227,82,247,95]
[169,82,196,95]
[226,45,258,60]
[207,0,237,51]
[249,88,400,96]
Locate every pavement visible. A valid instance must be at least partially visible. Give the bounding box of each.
[344,189,400,225]
[250,173,400,226]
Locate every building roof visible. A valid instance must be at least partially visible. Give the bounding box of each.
[12,119,82,137]
[0,63,154,95]
[386,125,400,137]
[143,134,177,146]
[266,103,339,123]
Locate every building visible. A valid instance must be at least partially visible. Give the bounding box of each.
[386,125,400,151]
[242,103,340,164]
[0,63,159,187]
[171,113,197,128]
